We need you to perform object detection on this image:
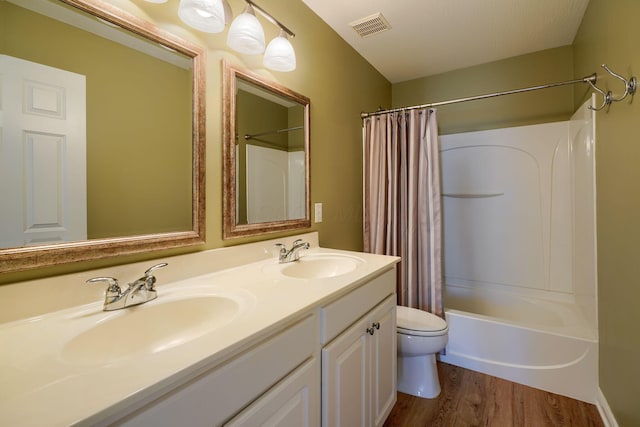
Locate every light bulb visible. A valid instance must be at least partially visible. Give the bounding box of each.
[264,29,296,72]
[178,0,227,33]
[226,5,265,55]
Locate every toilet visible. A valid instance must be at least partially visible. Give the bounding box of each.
[396,305,449,398]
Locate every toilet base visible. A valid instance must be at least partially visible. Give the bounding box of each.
[397,353,441,399]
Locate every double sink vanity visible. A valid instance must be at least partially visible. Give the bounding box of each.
[0,233,399,426]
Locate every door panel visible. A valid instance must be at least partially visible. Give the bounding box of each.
[0,55,86,247]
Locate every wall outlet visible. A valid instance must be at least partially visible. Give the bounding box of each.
[314,203,323,223]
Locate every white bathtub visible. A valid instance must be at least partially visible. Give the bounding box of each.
[439,285,598,403]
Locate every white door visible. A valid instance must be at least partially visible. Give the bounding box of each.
[0,55,86,248]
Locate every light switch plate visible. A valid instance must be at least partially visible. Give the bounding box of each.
[314,203,323,223]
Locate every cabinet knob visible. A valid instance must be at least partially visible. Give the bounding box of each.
[366,327,375,335]
[373,322,380,330]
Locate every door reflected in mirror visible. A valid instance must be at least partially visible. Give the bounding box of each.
[223,62,310,239]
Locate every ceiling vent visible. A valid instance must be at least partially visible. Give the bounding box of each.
[349,12,391,38]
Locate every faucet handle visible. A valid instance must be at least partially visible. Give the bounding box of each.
[274,243,287,253]
[142,263,168,290]
[86,276,121,295]
[144,262,168,277]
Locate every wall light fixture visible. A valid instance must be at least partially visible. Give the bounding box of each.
[145,0,296,71]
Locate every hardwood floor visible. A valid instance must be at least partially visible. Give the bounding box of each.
[383,362,603,427]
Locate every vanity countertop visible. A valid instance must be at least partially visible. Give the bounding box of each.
[0,233,399,426]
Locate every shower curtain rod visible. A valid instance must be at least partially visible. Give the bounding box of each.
[361,73,598,119]
[244,125,303,140]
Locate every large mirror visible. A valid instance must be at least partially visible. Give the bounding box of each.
[0,0,205,272]
[223,62,310,239]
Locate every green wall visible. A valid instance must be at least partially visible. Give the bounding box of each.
[0,2,193,239]
[393,46,576,134]
[0,0,390,284]
[573,0,640,424]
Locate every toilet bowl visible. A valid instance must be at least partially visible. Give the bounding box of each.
[396,305,449,398]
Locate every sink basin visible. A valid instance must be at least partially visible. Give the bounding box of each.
[264,253,364,279]
[62,294,242,365]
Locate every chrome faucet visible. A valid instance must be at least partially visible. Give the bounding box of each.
[275,239,310,263]
[87,263,168,311]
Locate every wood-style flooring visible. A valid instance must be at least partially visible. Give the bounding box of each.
[383,362,603,427]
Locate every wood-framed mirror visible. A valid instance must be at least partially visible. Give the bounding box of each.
[0,0,205,273]
[223,62,310,239]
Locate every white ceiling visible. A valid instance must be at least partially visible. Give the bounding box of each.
[301,0,590,83]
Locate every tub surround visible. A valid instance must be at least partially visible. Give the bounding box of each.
[0,232,399,426]
[439,100,598,404]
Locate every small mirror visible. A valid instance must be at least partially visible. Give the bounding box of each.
[223,62,310,239]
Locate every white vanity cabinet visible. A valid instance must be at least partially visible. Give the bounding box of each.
[107,314,320,427]
[106,268,397,427]
[320,269,397,427]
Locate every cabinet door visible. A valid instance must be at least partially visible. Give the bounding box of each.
[322,316,370,427]
[370,298,396,427]
[225,358,320,427]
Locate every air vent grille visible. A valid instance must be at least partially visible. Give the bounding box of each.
[349,12,391,38]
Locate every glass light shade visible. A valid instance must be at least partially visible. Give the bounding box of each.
[178,0,226,33]
[226,5,265,55]
[143,0,168,3]
[263,30,296,72]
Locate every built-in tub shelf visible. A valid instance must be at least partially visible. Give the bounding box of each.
[443,193,504,198]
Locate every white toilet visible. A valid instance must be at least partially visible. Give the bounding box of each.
[396,305,449,398]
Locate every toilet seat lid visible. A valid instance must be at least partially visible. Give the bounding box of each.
[397,305,447,334]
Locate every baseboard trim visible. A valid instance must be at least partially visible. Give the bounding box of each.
[596,388,618,427]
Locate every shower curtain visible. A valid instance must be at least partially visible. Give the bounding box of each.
[363,108,443,317]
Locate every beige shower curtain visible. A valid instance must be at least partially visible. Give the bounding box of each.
[363,108,443,317]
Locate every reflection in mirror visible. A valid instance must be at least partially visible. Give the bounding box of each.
[0,0,205,272]
[223,62,310,239]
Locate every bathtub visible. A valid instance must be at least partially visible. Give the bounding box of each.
[439,285,598,403]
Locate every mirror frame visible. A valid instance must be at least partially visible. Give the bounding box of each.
[1,0,206,273]
[223,61,310,239]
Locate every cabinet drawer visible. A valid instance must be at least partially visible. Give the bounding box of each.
[320,268,395,345]
[225,357,319,427]
[112,314,318,427]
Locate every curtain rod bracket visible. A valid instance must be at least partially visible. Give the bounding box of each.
[587,80,612,111]
[601,64,637,102]
[588,64,636,111]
